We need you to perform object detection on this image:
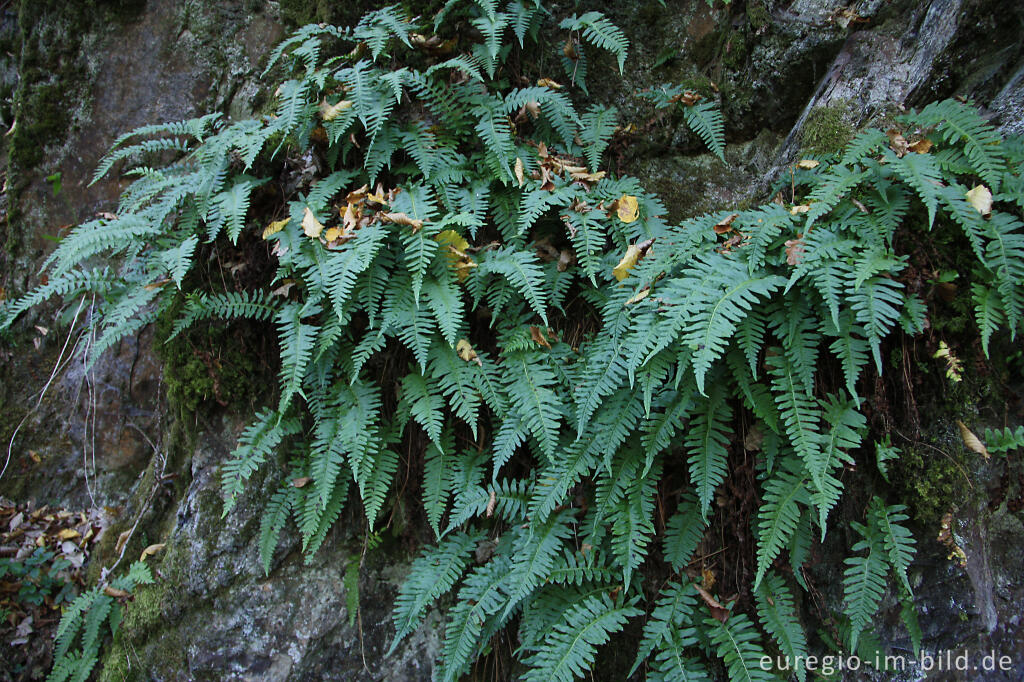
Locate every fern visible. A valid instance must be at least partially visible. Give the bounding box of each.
[16,4,1024,678]
[683,100,726,161]
[707,612,775,682]
[521,593,641,682]
[390,531,481,648]
[841,520,887,652]
[754,573,808,682]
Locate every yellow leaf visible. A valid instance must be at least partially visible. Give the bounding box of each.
[324,226,342,242]
[262,218,290,240]
[57,528,80,541]
[616,195,639,223]
[789,204,811,215]
[139,543,165,561]
[956,420,989,459]
[536,78,563,89]
[966,184,992,216]
[613,244,641,281]
[456,339,481,366]
[436,229,475,281]
[514,157,525,187]
[320,99,352,121]
[796,159,820,169]
[302,207,325,239]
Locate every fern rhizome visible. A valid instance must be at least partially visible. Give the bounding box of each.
[4,1,1023,679]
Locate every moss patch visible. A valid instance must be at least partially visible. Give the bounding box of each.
[800,104,855,154]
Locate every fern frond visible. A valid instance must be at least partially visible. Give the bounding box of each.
[521,594,641,682]
[683,101,725,161]
[842,521,887,652]
[707,612,775,682]
[754,573,808,682]
[754,462,809,590]
[390,531,482,648]
[559,11,628,72]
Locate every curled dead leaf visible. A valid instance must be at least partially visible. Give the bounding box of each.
[887,128,909,157]
[114,529,132,555]
[139,543,166,561]
[291,476,313,488]
[536,78,563,89]
[514,157,525,187]
[530,326,552,349]
[262,217,290,240]
[909,138,933,154]
[956,420,989,459]
[966,184,992,217]
[486,490,497,518]
[714,213,739,234]
[320,99,352,122]
[694,584,730,623]
[789,204,811,215]
[613,244,642,282]
[382,212,424,232]
[796,159,820,170]
[103,586,131,599]
[302,207,325,239]
[457,339,482,366]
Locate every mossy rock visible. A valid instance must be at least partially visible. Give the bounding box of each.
[801,104,855,155]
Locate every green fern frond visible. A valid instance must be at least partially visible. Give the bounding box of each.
[390,531,482,649]
[521,593,641,682]
[754,461,809,590]
[754,573,808,682]
[683,101,726,161]
[707,612,775,682]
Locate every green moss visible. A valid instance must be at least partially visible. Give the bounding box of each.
[746,1,771,31]
[722,30,749,70]
[155,305,265,417]
[800,105,855,154]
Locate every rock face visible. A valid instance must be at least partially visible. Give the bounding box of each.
[1,0,1022,680]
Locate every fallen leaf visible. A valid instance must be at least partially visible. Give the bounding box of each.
[28,450,41,463]
[57,528,80,541]
[486,490,497,518]
[796,159,820,170]
[714,213,739,234]
[320,99,353,121]
[270,280,296,298]
[139,543,165,561]
[563,37,578,60]
[966,184,992,216]
[457,339,481,366]
[103,586,131,599]
[956,420,989,459]
[616,195,639,223]
[613,244,642,281]
[694,585,730,623]
[291,476,313,488]
[514,157,525,187]
[887,128,909,157]
[324,226,342,242]
[789,204,811,215]
[436,229,475,281]
[530,326,552,349]
[784,236,805,265]
[909,138,933,154]
[302,207,325,239]
[557,249,575,272]
[381,212,424,232]
[114,529,132,555]
[537,77,563,89]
